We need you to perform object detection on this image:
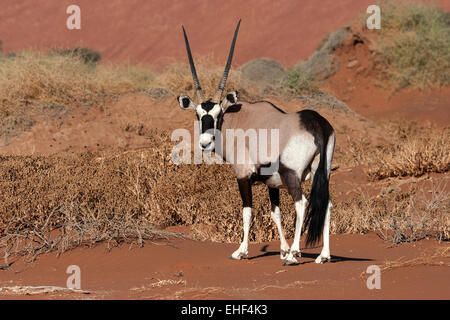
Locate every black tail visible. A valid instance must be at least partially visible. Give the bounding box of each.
[303,135,330,247]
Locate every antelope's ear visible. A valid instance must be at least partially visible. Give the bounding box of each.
[177,96,196,110]
[220,91,239,111]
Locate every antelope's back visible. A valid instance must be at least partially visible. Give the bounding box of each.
[219,101,316,167]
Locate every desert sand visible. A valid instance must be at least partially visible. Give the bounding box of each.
[0,0,448,300]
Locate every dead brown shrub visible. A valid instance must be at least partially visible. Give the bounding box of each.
[359,246,449,278]
[0,130,298,263]
[368,122,449,180]
[332,181,449,244]
[0,52,153,112]
[0,53,260,142]
[382,246,450,271]
[331,190,388,234]
[334,135,378,168]
[1,123,448,262]
[333,121,449,176]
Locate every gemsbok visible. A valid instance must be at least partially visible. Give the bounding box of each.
[177,20,336,265]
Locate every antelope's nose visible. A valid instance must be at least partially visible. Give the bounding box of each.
[200,142,212,150]
[199,133,214,150]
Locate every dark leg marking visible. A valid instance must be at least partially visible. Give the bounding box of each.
[268,187,280,212]
[279,162,303,202]
[237,178,252,208]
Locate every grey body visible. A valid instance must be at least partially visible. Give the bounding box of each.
[220,100,325,184]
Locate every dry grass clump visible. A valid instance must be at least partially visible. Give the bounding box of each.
[149,279,187,288]
[1,203,179,265]
[0,285,90,295]
[334,134,378,168]
[0,51,155,143]
[0,51,154,112]
[368,122,449,180]
[332,181,449,245]
[0,52,258,142]
[378,181,450,244]
[0,131,176,263]
[0,51,255,114]
[372,0,450,89]
[0,128,447,262]
[0,130,297,262]
[245,280,319,292]
[331,190,387,234]
[294,27,350,81]
[379,246,449,272]
[334,120,449,174]
[358,246,449,278]
[333,121,449,178]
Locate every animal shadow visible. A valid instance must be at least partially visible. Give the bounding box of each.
[248,245,374,264]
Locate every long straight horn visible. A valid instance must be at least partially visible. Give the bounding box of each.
[182,25,205,103]
[212,19,241,103]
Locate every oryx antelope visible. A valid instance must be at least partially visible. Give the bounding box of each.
[177,20,336,265]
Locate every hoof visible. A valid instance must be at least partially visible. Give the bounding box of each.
[315,256,331,264]
[280,250,289,260]
[283,257,299,266]
[230,252,248,260]
[291,250,301,258]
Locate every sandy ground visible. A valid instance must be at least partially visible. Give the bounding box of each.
[0,0,449,300]
[0,233,448,300]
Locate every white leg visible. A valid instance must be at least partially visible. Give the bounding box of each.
[270,206,290,259]
[231,207,252,260]
[284,195,307,265]
[315,201,332,264]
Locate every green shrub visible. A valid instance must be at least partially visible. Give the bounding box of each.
[283,67,315,93]
[375,0,450,89]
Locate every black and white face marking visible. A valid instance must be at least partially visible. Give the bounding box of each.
[196,101,222,151]
[177,92,239,151]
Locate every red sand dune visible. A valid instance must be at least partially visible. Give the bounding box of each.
[0,0,392,67]
[0,0,449,301]
[1,0,449,67]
